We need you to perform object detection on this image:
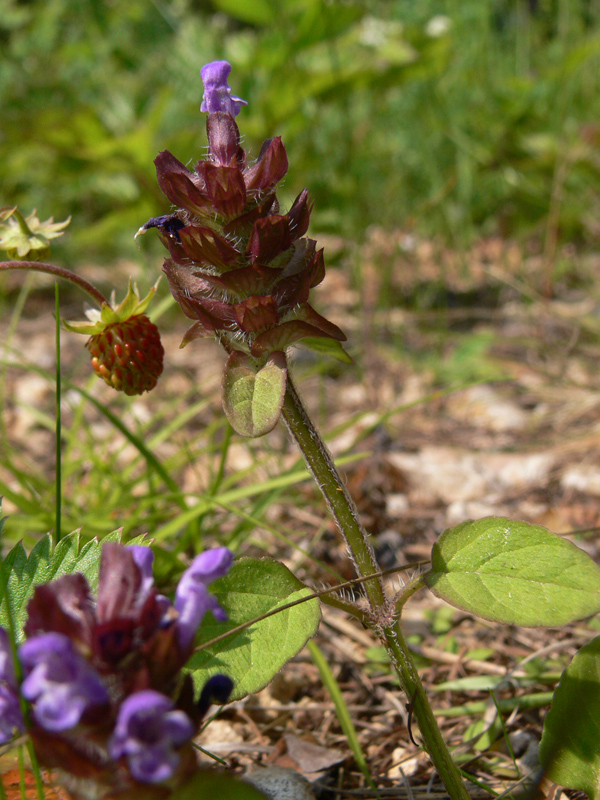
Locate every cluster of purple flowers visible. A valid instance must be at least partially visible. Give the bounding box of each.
[0,542,233,794]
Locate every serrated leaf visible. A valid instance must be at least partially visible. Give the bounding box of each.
[0,529,127,640]
[539,636,600,798]
[187,558,320,700]
[171,771,268,800]
[424,517,600,626]
[222,351,287,438]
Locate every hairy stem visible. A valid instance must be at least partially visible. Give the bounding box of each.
[0,261,108,307]
[281,375,470,800]
[281,375,385,611]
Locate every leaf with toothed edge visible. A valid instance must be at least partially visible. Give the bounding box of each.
[0,527,149,640]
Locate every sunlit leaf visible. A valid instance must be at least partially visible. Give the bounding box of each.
[187,557,320,700]
[222,351,287,438]
[0,530,146,640]
[539,636,600,799]
[424,517,600,626]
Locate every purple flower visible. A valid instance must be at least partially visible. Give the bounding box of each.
[0,627,16,686]
[0,684,23,744]
[109,690,194,784]
[174,548,233,649]
[127,545,155,600]
[19,633,108,731]
[0,628,24,744]
[200,61,247,117]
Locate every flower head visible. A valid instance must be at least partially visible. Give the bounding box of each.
[139,62,349,436]
[200,60,247,117]
[109,690,194,784]
[3,541,235,798]
[19,632,108,731]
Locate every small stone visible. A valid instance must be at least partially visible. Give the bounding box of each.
[244,766,316,800]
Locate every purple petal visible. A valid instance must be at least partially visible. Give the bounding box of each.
[182,547,234,585]
[0,684,24,744]
[0,628,16,687]
[200,60,247,117]
[201,60,232,88]
[109,690,194,784]
[33,684,87,731]
[174,583,212,649]
[128,747,179,784]
[173,548,233,649]
[19,632,108,731]
[127,545,155,599]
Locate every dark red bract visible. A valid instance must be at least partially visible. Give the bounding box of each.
[143,110,346,361]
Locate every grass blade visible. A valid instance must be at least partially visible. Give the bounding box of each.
[307,639,375,789]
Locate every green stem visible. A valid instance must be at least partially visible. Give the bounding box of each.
[55,283,62,542]
[382,623,470,800]
[0,261,108,307]
[281,375,470,800]
[395,574,426,614]
[281,376,385,611]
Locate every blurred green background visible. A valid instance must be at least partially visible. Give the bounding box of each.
[1,0,600,270]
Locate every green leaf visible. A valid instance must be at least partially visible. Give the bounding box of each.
[187,557,321,700]
[0,529,128,640]
[300,336,353,364]
[211,0,275,25]
[424,517,600,626]
[222,351,287,438]
[171,771,268,800]
[539,636,600,799]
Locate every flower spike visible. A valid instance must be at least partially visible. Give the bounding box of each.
[0,541,235,796]
[141,62,349,436]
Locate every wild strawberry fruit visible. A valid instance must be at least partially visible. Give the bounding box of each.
[87,314,163,395]
[64,281,164,395]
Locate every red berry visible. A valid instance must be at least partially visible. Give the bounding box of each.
[87,315,164,395]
